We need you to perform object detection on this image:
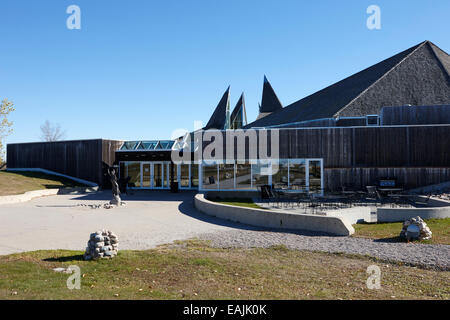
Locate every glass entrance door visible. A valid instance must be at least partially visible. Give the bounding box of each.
[142,163,151,188]
[153,163,163,188]
[137,162,171,189]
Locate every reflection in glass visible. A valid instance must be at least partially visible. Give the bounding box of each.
[235,162,252,189]
[172,163,178,183]
[309,160,322,193]
[165,164,170,188]
[142,163,151,187]
[252,162,269,187]
[180,164,190,188]
[202,163,218,189]
[272,160,289,189]
[153,163,163,188]
[289,159,306,190]
[191,164,199,187]
[219,163,235,189]
[127,162,141,188]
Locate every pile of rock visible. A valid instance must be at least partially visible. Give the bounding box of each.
[84,230,119,260]
[400,216,432,241]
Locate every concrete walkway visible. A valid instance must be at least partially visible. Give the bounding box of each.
[0,190,251,255]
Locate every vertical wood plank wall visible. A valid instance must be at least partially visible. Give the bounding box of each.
[7,139,122,187]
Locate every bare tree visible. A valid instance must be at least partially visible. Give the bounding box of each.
[40,120,66,142]
[0,98,15,164]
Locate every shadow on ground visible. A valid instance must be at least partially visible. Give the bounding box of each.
[373,237,409,243]
[71,190,196,202]
[43,255,85,262]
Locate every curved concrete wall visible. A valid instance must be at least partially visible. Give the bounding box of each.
[194,194,354,236]
[377,207,450,222]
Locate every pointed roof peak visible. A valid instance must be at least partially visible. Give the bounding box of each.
[230,92,247,129]
[204,87,231,130]
[260,76,283,113]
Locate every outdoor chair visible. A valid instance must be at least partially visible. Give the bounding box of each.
[366,186,383,206]
[260,185,278,207]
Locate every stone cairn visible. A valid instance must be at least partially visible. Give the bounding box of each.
[84,230,119,260]
[400,216,432,241]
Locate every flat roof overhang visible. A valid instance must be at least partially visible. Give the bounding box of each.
[115,150,195,162]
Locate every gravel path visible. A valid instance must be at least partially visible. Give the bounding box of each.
[198,229,450,270]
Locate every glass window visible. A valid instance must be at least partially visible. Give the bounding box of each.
[180,164,190,188]
[252,161,269,187]
[219,163,235,189]
[120,141,139,150]
[289,159,306,190]
[272,160,289,189]
[202,163,218,189]
[153,163,163,188]
[235,162,252,189]
[142,163,151,187]
[127,162,141,188]
[171,163,178,186]
[191,164,199,188]
[309,160,322,193]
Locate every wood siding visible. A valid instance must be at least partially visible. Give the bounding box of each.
[381,105,450,125]
[7,139,122,187]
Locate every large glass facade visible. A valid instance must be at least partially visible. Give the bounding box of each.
[119,159,323,193]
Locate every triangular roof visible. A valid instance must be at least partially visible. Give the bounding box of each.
[246,41,450,128]
[230,93,247,129]
[259,75,283,113]
[204,86,231,130]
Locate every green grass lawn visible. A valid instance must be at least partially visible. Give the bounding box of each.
[0,240,448,300]
[212,198,263,209]
[0,170,87,196]
[353,218,450,245]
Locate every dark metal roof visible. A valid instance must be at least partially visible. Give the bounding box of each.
[204,86,231,130]
[246,41,450,128]
[259,75,283,113]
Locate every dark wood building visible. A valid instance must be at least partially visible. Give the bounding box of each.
[7,139,122,188]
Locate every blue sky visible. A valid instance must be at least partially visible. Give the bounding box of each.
[1,0,449,145]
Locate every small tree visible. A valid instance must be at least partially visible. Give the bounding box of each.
[0,98,15,164]
[40,120,66,142]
